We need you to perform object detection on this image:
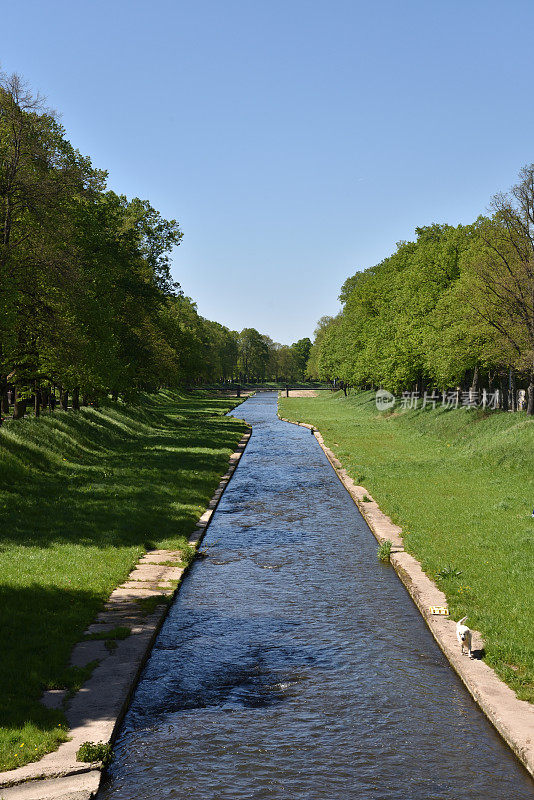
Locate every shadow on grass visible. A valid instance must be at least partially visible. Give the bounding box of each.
[0,395,245,549]
[0,581,107,770]
[0,583,103,728]
[0,391,247,768]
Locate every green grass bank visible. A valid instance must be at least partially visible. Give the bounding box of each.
[279,391,534,703]
[0,390,246,771]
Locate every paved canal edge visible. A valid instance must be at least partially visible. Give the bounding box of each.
[0,424,252,800]
[278,411,534,781]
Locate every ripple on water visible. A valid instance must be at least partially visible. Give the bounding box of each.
[99,393,534,800]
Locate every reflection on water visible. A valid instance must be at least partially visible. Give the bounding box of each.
[99,393,534,800]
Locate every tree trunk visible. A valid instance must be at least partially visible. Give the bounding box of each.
[509,367,516,412]
[470,364,479,392]
[466,364,478,407]
[416,375,424,397]
[111,389,118,402]
[60,388,68,411]
[72,387,80,411]
[34,387,40,417]
[1,384,9,415]
[13,388,26,419]
[528,373,534,416]
[499,372,509,411]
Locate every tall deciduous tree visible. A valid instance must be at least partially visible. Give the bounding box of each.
[238,328,269,381]
[463,166,534,414]
[309,171,534,412]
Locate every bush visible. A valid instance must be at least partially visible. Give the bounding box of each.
[76,740,113,766]
[377,540,392,562]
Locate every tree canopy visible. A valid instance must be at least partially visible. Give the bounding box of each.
[0,72,317,419]
[309,167,534,414]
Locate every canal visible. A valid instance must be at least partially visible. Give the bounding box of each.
[98,392,533,799]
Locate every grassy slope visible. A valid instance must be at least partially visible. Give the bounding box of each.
[279,391,534,702]
[0,390,245,770]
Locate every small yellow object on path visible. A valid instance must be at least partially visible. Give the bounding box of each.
[429,606,449,615]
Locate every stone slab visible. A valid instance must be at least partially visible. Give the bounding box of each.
[1,770,101,800]
[70,641,109,668]
[41,689,67,711]
[138,550,182,564]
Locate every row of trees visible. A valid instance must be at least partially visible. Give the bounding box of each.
[307,165,534,415]
[235,329,311,383]
[0,72,312,420]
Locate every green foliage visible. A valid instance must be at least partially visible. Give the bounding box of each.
[234,331,314,383]
[237,328,270,380]
[0,71,260,409]
[306,317,335,379]
[135,594,172,614]
[308,169,534,411]
[377,540,393,562]
[76,741,113,766]
[314,225,481,390]
[291,338,312,376]
[179,542,196,567]
[0,71,319,411]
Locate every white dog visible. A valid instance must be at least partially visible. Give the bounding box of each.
[456,616,473,658]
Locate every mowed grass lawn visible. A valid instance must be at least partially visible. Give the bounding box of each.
[279,390,534,702]
[0,390,246,771]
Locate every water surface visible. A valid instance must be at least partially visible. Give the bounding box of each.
[99,392,533,799]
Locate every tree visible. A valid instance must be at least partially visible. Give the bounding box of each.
[237,328,269,381]
[0,70,189,409]
[463,166,534,414]
[0,71,107,411]
[276,345,299,381]
[306,317,334,379]
[291,338,312,380]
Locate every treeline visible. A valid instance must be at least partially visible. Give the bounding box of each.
[307,165,534,415]
[234,329,311,384]
[0,73,311,420]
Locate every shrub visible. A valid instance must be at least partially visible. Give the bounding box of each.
[377,540,392,562]
[76,741,113,766]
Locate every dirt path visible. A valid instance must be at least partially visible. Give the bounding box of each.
[281,389,317,397]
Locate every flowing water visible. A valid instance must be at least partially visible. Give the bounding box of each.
[99,392,533,799]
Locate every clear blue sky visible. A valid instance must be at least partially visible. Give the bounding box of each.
[2,1,534,343]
